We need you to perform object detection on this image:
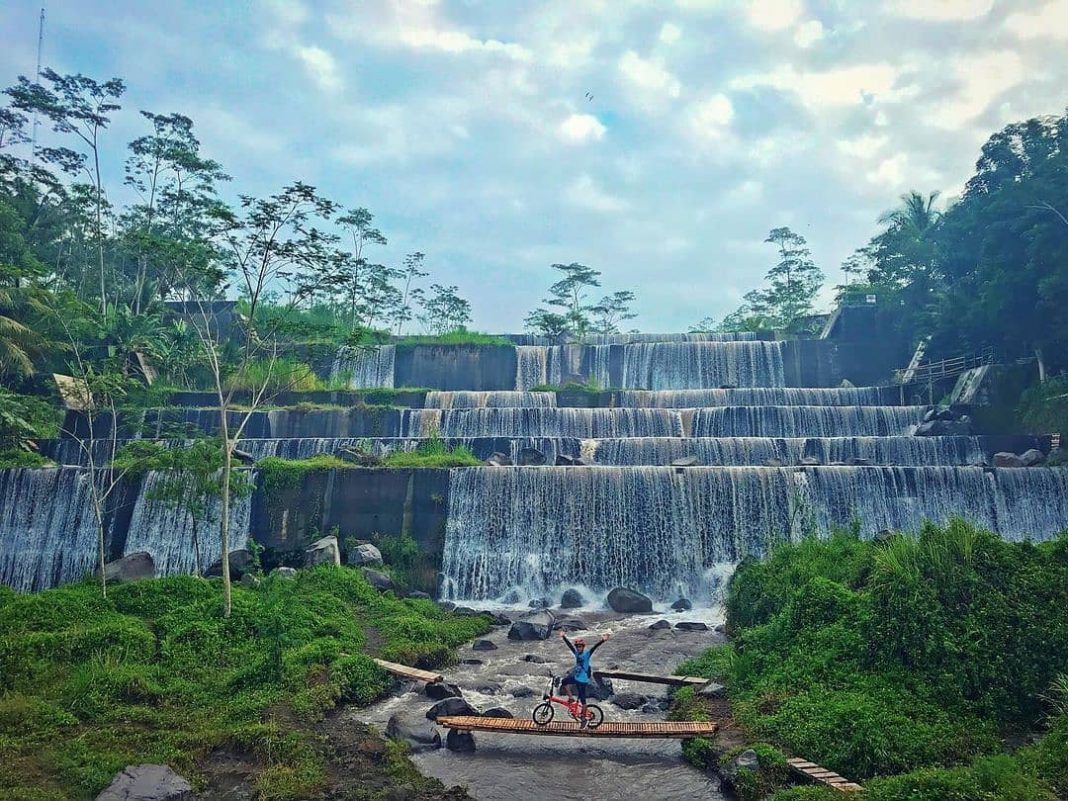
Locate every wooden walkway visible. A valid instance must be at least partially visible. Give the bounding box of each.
[594,669,710,688]
[437,715,717,739]
[787,757,864,793]
[373,658,443,684]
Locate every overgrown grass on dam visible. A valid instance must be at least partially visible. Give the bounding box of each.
[0,567,492,800]
[674,520,1068,800]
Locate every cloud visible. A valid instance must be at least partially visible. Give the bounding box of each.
[659,22,683,44]
[930,51,1026,128]
[888,0,994,21]
[745,0,804,32]
[294,45,343,92]
[794,19,824,48]
[687,94,735,143]
[618,50,682,107]
[1005,0,1068,39]
[557,113,606,144]
[565,174,629,213]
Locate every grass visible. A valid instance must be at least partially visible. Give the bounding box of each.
[674,520,1068,799]
[0,567,491,800]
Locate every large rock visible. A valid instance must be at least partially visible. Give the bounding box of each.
[560,588,586,609]
[100,552,155,584]
[425,682,463,701]
[386,712,442,753]
[994,452,1026,468]
[607,587,653,614]
[361,567,394,592]
[1020,448,1046,467]
[348,543,383,567]
[471,639,498,651]
[610,692,647,710]
[517,447,547,466]
[507,610,555,641]
[445,729,476,752]
[426,697,478,720]
[205,548,256,579]
[675,621,710,632]
[671,598,693,612]
[96,764,193,801]
[304,535,341,568]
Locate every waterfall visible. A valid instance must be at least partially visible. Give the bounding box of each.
[441,466,1068,602]
[616,387,898,407]
[691,406,925,437]
[331,345,395,388]
[123,471,253,576]
[425,391,557,409]
[0,468,103,592]
[403,408,684,438]
[588,436,989,467]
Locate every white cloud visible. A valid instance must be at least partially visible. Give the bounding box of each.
[659,22,683,44]
[565,174,629,213]
[837,134,889,160]
[557,113,606,144]
[794,19,824,48]
[687,94,735,142]
[294,45,343,92]
[732,63,915,111]
[888,0,993,21]
[745,0,804,32]
[930,51,1025,128]
[1005,0,1068,40]
[618,50,682,107]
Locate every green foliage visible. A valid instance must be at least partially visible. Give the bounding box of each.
[0,567,490,799]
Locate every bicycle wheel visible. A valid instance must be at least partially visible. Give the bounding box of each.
[532,702,555,726]
[585,704,604,728]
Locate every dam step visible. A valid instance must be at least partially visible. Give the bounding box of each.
[786,758,864,793]
[373,658,443,684]
[437,715,718,738]
[594,670,710,687]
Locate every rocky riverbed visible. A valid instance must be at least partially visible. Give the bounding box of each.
[354,605,728,801]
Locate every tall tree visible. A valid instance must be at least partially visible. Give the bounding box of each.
[6,70,125,312]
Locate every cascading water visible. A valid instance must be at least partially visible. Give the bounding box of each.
[331,344,396,388]
[442,465,1068,602]
[691,406,926,437]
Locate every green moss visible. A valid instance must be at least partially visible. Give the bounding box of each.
[0,568,490,799]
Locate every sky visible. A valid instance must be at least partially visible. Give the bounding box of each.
[1,0,1067,332]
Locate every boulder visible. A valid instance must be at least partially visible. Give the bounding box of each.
[517,447,547,466]
[559,588,586,609]
[425,682,463,701]
[472,639,498,651]
[607,587,653,614]
[670,456,700,467]
[484,452,512,466]
[205,549,256,579]
[272,566,297,579]
[385,713,442,753]
[361,568,394,592]
[610,692,647,710]
[1021,448,1046,467]
[528,597,550,609]
[648,619,672,631]
[671,598,693,612]
[481,707,514,719]
[304,535,341,568]
[348,543,383,567]
[445,729,476,752]
[407,590,431,600]
[994,452,1026,468]
[507,610,555,641]
[100,552,155,584]
[96,764,193,801]
[239,573,261,588]
[426,697,478,720]
[675,621,710,632]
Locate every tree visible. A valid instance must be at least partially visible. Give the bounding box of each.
[590,290,637,334]
[6,70,125,313]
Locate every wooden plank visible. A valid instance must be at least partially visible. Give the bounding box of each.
[436,715,717,739]
[594,670,709,687]
[373,658,443,684]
